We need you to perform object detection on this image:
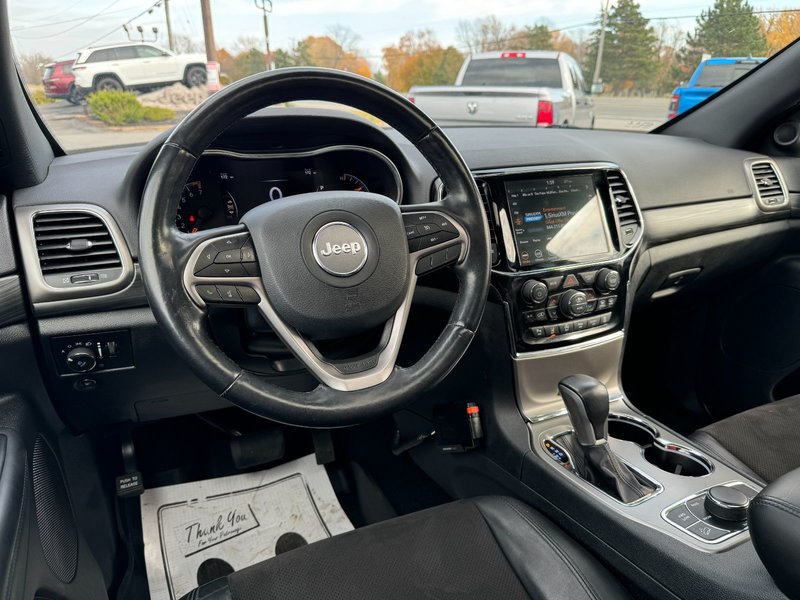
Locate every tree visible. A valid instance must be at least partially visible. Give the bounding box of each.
[761,10,800,55]
[521,25,553,50]
[653,22,686,94]
[383,30,463,92]
[17,52,53,84]
[683,0,767,67]
[173,34,202,54]
[585,0,659,94]
[456,16,516,52]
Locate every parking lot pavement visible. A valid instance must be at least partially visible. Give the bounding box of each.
[37,96,673,152]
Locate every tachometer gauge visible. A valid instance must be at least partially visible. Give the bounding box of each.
[339,173,369,193]
[176,181,213,233]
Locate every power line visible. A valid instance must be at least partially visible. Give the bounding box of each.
[12,0,127,38]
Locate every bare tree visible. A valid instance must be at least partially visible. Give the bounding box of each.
[327,24,361,54]
[172,34,202,54]
[17,52,53,84]
[232,35,262,54]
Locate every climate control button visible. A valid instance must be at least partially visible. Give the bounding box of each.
[595,268,621,293]
[560,290,589,318]
[521,280,548,304]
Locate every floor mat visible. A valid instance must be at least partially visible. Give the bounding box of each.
[140,454,353,600]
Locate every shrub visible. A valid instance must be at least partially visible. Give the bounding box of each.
[28,85,55,105]
[87,90,175,125]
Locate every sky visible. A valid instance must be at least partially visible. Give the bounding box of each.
[9,0,800,67]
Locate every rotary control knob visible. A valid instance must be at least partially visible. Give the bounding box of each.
[521,280,548,304]
[66,347,97,373]
[595,268,621,293]
[559,290,589,318]
[704,486,749,522]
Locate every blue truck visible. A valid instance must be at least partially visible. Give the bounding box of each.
[668,57,764,119]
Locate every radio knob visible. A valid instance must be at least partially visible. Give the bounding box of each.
[521,280,548,304]
[595,268,621,293]
[560,290,589,318]
[66,347,97,373]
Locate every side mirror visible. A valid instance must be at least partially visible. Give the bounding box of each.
[590,83,603,95]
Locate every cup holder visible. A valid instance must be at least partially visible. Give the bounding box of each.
[608,415,712,477]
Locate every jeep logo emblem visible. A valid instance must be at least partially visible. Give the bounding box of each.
[312,222,368,277]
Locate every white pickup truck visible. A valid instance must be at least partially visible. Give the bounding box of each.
[72,42,207,94]
[408,51,597,128]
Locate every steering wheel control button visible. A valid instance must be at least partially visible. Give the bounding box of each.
[193,247,217,274]
[241,247,257,262]
[197,263,247,277]
[215,249,242,263]
[235,286,261,304]
[312,222,369,277]
[705,486,750,522]
[213,236,247,251]
[66,347,98,373]
[217,285,243,303]
[196,284,222,302]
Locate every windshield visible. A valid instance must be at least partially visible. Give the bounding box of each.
[8,0,800,152]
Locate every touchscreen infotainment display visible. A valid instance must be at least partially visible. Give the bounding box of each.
[504,175,610,266]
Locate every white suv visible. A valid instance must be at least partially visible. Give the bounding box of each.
[72,42,207,94]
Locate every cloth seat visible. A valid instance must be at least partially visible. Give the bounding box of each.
[691,394,800,484]
[179,495,630,600]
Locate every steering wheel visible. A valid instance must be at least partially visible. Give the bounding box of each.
[139,68,490,427]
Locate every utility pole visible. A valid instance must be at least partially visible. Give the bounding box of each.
[200,0,217,62]
[254,0,273,71]
[592,0,610,88]
[164,0,175,52]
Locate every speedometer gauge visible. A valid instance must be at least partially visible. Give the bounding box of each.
[339,173,369,193]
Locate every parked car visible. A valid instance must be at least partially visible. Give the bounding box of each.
[41,59,80,104]
[668,57,764,119]
[71,42,207,95]
[408,50,597,128]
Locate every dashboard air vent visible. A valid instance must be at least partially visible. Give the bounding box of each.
[475,179,500,265]
[750,161,787,209]
[33,211,122,287]
[607,171,641,247]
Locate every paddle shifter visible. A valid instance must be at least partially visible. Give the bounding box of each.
[559,375,653,503]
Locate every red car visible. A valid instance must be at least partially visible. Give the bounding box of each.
[42,59,80,104]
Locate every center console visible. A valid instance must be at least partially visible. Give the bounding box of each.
[471,162,764,553]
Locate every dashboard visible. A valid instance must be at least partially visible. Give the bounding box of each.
[176,145,402,232]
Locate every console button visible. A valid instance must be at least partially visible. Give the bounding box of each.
[521,280,548,304]
[522,311,538,325]
[196,284,221,302]
[543,276,564,292]
[687,496,711,521]
[665,505,698,528]
[215,249,242,263]
[532,309,548,322]
[559,322,574,334]
[217,285,242,303]
[543,325,558,337]
[596,268,621,293]
[563,273,580,288]
[529,326,546,339]
[574,319,588,331]
[606,296,618,308]
[236,285,261,304]
[560,290,589,318]
[705,486,749,522]
[596,297,609,310]
[578,270,599,285]
[599,313,612,325]
[687,521,729,541]
[587,316,601,328]
[547,308,559,321]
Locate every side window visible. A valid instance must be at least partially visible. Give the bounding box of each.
[573,64,588,93]
[137,46,166,58]
[115,47,138,60]
[567,63,580,91]
[86,49,116,63]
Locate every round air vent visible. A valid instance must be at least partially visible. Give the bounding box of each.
[32,435,78,584]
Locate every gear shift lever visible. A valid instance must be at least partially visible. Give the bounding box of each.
[559,375,652,503]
